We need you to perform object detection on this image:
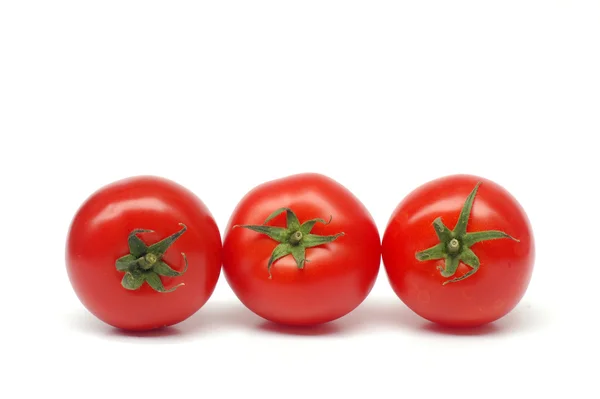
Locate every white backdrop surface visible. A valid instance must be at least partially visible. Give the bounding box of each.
[1,1,598,398]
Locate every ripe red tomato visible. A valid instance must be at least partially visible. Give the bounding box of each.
[223,173,381,326]
[382,174,535,327]
[66,176,222,331]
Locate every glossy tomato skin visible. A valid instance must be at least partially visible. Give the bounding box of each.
[66,176,222,331]
[223,173,381,326]
[382,174,534,327]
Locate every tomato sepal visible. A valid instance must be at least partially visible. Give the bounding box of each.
[115,223,189,293]
[415,182,519,285]
[234,207,345,279]
[128,229,154,257]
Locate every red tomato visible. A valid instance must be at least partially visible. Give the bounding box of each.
[66,176,222,331]
[223,173,381,326]
[382,174,535,327]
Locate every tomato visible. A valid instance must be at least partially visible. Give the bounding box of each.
[66,176,222,331]
[222,173,381,326]
[382,174,535,327]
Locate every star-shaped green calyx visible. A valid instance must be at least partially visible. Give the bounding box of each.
[415,182,519,285]
[115,223,189,293]
[234,207,345,279]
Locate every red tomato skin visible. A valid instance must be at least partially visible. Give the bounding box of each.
[66,176,222,331]
[222,173,381,326]
[382,174,535,327]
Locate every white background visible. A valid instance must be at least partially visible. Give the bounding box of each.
[1,1,598,398]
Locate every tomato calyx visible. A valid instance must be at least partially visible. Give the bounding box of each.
[234,207,344,279]
[115,223,189,293]
[415,182,519,285]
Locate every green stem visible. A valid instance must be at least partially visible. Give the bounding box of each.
[447,238,460,254]
[290,231,303,245]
